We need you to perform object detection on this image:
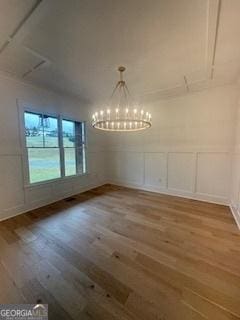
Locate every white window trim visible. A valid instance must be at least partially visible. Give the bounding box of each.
[17,101,89,188]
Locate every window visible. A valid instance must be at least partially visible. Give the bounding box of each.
[62,119,86,176]
[24,111,86,184]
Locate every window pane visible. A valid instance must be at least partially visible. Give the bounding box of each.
[76,147,86,174]
[28,148,61,183]
[24,112,43,147]
[75,122,84,146]
[24,112,41,129]
[62,120,75,147]
[44,117,59,147]
[26,132,44,147]
[81,122,85,144]
[64,148,76,176]
[82,147,86,173]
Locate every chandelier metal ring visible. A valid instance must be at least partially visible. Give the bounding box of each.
[91,66,152,132]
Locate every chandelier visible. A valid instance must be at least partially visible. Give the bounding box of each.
[91,66,152,131]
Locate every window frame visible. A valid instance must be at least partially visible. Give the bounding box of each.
[22,107,88,187]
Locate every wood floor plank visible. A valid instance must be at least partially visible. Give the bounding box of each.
[0,184,240,319]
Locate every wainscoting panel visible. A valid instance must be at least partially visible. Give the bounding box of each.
[88,151,106,182]
[52,180,74,199]
[0,155,25,211]
[196,152,231,198]
[144,152,167,188]
[108,151,144,185]
[25,184,53,205]
[72,174,92,193]
[231,153,240,208]
[167,152,196,192]
[107,150,231,204]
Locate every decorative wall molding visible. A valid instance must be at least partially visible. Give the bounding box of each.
[106,150,231,205]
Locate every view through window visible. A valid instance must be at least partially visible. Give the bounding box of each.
[24,111,86,184]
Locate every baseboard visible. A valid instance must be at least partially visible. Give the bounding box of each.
[229,204,240,230]
[106,180,229,206]
[0,182,106,222]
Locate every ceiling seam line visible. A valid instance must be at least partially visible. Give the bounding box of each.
[183,76,189,92]
[211,0,222,79]
[0,0,43,56]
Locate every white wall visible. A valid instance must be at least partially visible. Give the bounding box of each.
[0,75,107,221]
[106,85,238,205]
[230,83,240,228]
[0,75,239,223]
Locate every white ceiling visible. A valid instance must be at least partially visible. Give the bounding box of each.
[0,0,239,103]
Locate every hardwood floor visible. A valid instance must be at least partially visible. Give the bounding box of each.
[0,184,240,319]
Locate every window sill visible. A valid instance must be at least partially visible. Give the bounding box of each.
[24,172,90,189]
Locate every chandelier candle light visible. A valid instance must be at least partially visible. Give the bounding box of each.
[92,66,152,131]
